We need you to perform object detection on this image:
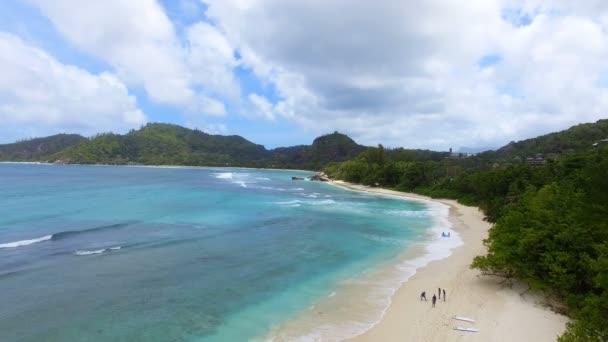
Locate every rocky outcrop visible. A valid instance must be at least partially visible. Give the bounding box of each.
[291,176,305,180]
[308,172,330,182]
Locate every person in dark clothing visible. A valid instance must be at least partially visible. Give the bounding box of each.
[420,291,427,301]
[438,287,441,299]
[443,289,446,301]
[432,294,437,307]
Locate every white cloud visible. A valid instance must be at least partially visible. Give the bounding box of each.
[204,0,608,150]
[28,0,239,115]
[0,32,146,142]
[20,0,608,149]
[248,93,276,121]
[186,22,240,100]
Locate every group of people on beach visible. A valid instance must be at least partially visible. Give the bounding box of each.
[441,232,451,238]
[420,287,446,307]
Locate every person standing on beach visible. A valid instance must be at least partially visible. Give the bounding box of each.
[432,294,437,307]
[438,287,441,299]
[443,289,446,301]
[420,291,427,301]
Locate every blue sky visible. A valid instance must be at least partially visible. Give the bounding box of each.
[0,0,312,148]
[1,0,607,151]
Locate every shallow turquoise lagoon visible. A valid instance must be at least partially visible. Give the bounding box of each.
[0,164,435,341]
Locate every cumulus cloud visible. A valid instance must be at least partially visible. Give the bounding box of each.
[28,0,238,116]
[205,0,608,150]
[17,0,608,149]
[0,32,145,142]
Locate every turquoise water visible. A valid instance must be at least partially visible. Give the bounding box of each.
[0,164,435,341]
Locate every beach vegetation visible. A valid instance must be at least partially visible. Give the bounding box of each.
[325,121,608,341]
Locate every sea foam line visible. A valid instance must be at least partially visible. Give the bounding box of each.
[75,246,122,256]
[0,235,52,249]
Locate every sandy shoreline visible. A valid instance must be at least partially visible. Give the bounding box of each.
[329,181,568,342]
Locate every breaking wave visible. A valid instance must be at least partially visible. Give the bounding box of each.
[0,222,134,249]
[0,235,52,249]
[74,246,122,256]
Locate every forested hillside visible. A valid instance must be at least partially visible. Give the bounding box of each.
[269,132,366,169]
[52,123,270,166]
[0,134,86,162]
[481,119,608,161]
[30,124,368,169]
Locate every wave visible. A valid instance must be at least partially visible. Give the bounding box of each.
[384,209,431,218]
[0,235,52,249]
[52,222,134,241]
[257,186,286,191]
[75,246,123,256]
[309,199,336,206]
[0,222,134,250]
[212,172,233,179]
[232,181,247,188]
[360,233,409,246]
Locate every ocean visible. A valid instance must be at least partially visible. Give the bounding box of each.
[0,163,458,341]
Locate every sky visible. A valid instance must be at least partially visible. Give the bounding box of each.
[1,0,607,151]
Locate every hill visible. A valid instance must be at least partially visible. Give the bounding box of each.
[270,131,366,169]
[42,124,366,169]
[0,134,86,161]
[481,119,608,161]
[52,123,270,166]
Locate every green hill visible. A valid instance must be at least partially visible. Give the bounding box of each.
[52,123,269,166]
[270,131,366,169]
[43,124,366,169]
[0,134,86,161]
[481,119,608,161]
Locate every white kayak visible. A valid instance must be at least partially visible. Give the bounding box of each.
[453,316,475,323]
[454,327,479,332]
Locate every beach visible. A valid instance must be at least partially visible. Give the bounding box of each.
[331,181,568,342]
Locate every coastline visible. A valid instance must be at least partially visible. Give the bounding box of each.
[0,161,316,174]
[329,180,568,342]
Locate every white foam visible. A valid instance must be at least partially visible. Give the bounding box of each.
[360,233,409,246]
[256,177,271,181]
[274,199,338,208]
[232,181,248,188]
[290,188,305,191]
[257,186,286,191]
[309,199,336,206]
[0,235,52,249]
[75,249,106,256]
[75,246,122,255]
[213,172,233,179]
[384,209,432,218]
[275,200,304,207]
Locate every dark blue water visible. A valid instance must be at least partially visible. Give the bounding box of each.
[0,164,434,341]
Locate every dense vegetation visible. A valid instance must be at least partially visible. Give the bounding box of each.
[0,134,85,161]
[269,131,366,170]
[325,120,608,341]
[481,119,608,162]
[0,123,366,170]
[51,123,269,166]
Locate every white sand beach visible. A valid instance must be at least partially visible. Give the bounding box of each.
[330,181,569,342]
